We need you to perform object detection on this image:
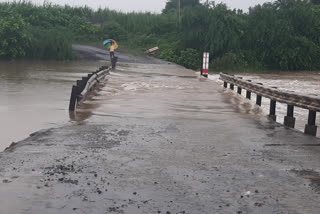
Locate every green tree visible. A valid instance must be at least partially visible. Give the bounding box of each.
[101,21,128,41]
[1,0,320,70]
[27,26,75,60]
[162,0,201,13]
[311,0,320,5]
[178,48,201,69]
[0,13,30,59]
[181,4,244,58]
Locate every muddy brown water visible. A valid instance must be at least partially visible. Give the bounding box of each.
[1,59,320,151]
[0,60,107,151]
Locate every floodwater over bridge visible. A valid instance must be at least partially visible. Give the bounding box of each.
[0,45,320,213]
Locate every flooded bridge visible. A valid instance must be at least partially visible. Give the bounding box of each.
[0,45,320,214]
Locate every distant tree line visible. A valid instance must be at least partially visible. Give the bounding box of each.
[0,0,320,71]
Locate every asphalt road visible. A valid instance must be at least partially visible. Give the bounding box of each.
[0,46,319,214]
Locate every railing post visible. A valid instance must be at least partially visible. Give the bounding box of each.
[269,99,277,121]
[230,83,234,90]
[237,87,242,95]
[77,80,85,91]
[256,95,262,106]
[69,85,78,111]
[256,83,263,106]
[304,110,317,136]
[237,77,243,95]
[284,105,296,128]
[246,91,251,100]
[246,80,252,100]
[82,76,89,84]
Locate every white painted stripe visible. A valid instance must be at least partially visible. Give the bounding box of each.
[204,53,207,70]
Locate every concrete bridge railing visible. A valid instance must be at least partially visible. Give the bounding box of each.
[220,72,319,136]
[69,66,110,111]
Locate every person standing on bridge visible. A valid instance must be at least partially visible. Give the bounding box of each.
[103,39,118,69]
[109,43,115,62]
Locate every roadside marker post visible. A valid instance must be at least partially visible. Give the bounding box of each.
[202,52,209,78]
[146,46,159,54]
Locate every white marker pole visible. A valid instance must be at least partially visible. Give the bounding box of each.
[202,52,209,78]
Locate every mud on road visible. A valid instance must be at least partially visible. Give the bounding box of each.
[0,45,320,214]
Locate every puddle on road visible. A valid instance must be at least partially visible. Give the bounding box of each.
[291,169,320,194]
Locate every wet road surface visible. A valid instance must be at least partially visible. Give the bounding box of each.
[1,47,320,214]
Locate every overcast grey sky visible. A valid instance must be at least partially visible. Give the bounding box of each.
[1,0,274,13]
